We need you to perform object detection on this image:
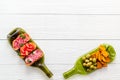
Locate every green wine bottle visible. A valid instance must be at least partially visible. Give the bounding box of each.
[7,27,53,78]
[63,44,116,79]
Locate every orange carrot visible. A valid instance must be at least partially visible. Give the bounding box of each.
[105,57,111,63]
[97,62,102,69]
[91,45,111,69]
[101,51,109,57]
[103,63,107,67]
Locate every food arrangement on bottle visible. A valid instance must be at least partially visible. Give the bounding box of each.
[6,27,117,79]
[63,44,116,79]
[7,27,53,78]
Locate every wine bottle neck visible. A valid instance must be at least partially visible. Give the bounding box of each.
[63,67,77,79]
[37,63,53,78]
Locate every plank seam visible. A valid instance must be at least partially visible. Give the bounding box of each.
[1,13,120,15]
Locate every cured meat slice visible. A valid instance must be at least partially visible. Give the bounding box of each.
[12,33,30,50]
[25,49,43,65]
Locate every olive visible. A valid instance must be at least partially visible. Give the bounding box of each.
[82,56,86,61]
[87,62,92,67]
[94,63,97,66]
[86,54,91,58]
[86,64,89,67]
[86,69,91,72]
[85,59,89,63]
[90,65,94,69]
[89,58,93,61]
[86,63,90,67]
[83,63,87,66]
[89,62,92,65]
[93,66,97,70]
[93,58,97,63]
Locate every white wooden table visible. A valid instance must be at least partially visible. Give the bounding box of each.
[0,0,120,80]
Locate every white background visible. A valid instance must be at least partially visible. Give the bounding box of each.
[0,0,120,80]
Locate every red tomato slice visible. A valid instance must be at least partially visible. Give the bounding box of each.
[20,42,36,57]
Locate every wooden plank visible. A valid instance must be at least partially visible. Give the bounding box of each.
[0,15,120,39]
[0,0,120,14]
[0,64,119,80]
[1,40,118,65]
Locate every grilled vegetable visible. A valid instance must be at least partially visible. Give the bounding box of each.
[63,44,116,79]
[7,27,53,78]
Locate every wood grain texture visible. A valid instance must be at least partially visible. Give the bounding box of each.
[0,40,119,80]
[0,0,120,80]
[0,64,119,80]
[1,40,119,64]
[0,0,120,14]
[0,15,120,39]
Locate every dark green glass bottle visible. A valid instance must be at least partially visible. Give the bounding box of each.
[7,27,53,78]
